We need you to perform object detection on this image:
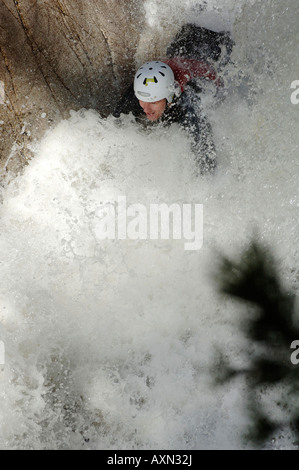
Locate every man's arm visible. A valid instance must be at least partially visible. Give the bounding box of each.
[191,113,217,175]
[179,85,217,175]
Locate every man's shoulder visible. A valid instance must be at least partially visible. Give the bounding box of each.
[113,84,142,118]
[161,94,190,124]
[163,57,221,91]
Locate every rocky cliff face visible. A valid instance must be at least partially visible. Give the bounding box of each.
[0,0,144,175]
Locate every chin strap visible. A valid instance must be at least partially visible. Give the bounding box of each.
[169,80,182,99]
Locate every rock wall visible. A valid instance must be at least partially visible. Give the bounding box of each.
[0,0,144,176]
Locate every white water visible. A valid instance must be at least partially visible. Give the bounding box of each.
[0,0,298,450]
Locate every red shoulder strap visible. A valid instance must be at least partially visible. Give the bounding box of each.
[163,57,223,91]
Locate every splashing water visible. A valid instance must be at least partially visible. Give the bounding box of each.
[0,0,298,450]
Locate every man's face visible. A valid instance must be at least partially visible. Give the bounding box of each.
[139,99,167,121]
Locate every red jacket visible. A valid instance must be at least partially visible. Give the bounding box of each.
[163,57,223,91]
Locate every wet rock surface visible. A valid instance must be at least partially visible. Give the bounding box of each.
[0,0,143,175]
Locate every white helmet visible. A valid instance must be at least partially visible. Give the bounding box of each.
[134,61,176,103]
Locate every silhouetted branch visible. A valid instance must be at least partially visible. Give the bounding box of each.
[214,239,299,446]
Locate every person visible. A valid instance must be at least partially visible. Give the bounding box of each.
[113,24,233,175]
